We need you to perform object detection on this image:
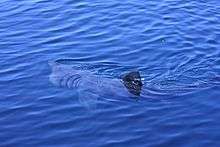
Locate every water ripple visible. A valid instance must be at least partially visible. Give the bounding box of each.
[1,0,220,146]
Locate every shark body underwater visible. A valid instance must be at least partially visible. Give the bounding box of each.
[49,60,145,101]
[49,59,220,104]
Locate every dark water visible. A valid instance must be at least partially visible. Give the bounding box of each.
[1,0,220,146]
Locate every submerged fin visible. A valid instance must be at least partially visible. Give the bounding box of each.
[78,91,99,111]
[121,71,143,96]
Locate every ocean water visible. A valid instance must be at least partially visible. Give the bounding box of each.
[1,0,220,146]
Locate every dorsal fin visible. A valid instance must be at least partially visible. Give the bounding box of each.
[121,71,143,96]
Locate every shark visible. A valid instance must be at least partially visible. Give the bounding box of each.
[49,58,219,108]
[49,60,145,107]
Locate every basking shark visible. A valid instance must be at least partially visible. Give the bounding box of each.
[49,60,145,106]
[49,59,218,107]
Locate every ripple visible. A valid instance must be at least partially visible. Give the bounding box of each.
[1,0,220,146]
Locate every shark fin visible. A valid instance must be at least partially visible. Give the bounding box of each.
[121,71,143,96]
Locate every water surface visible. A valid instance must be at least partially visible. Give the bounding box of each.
[1,0,220,146]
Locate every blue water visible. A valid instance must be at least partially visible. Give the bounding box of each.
[1,0,220,146]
